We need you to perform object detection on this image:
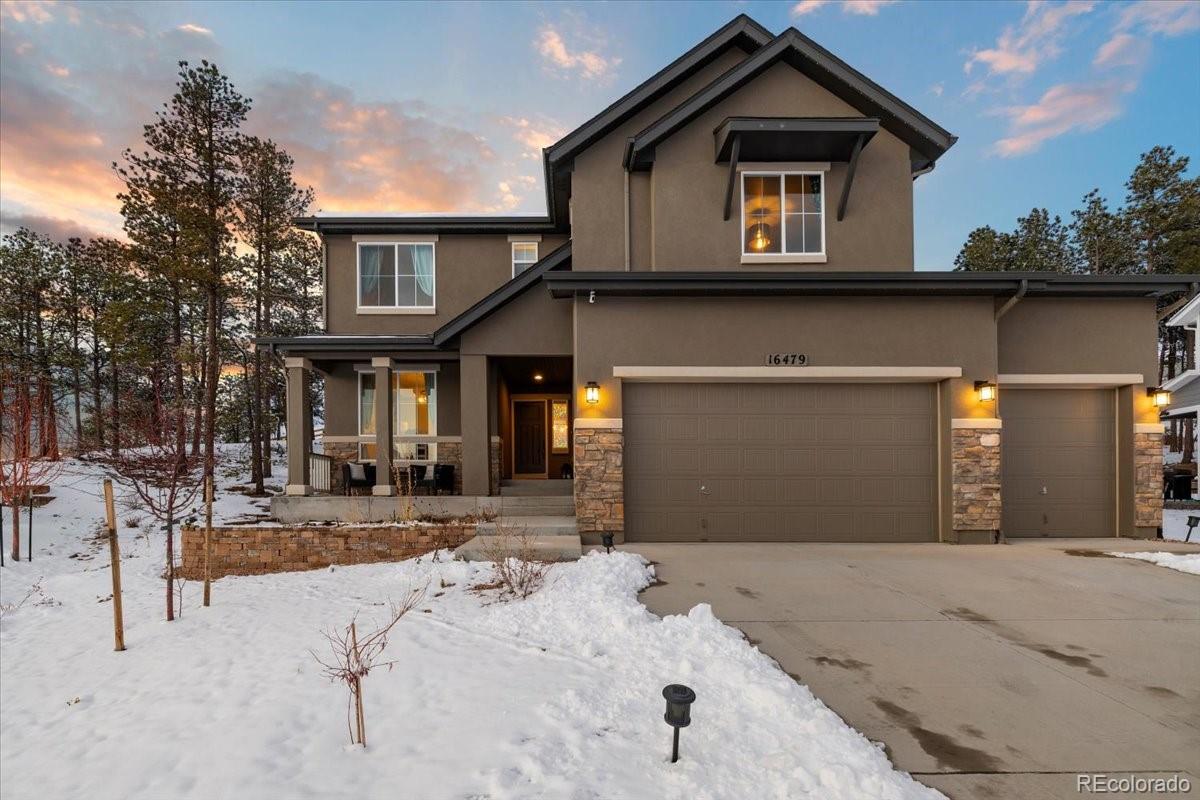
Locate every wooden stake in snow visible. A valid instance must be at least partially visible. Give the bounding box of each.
[203,476,213,607]
[104,479,126,652]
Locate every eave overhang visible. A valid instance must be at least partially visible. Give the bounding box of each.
[293,215,561,236]
[254,334,439,354]
[544,272,1196,299]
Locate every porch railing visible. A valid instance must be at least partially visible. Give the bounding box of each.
[310,452,333,493]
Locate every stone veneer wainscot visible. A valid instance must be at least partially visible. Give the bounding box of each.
[574,420,624,541]
[1134,429,1163,529]
[952,423,1002,540]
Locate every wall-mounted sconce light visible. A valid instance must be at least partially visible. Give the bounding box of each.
[974,381,997,403]
[1148,386,1171,408]
[585,381,600,405]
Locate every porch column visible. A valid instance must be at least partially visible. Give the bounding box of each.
[284,357,312,496]
[372,357,395,496]
[461,354,490,496]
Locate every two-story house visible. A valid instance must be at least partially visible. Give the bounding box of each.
[261,15,1189,544]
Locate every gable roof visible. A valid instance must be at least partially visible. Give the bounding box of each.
[432,240,572,346]
[624,27,957,174]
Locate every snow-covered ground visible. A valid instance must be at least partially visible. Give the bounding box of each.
[1112,551,1200,575]
[1162,508,1200,542]
[1,454,939,800]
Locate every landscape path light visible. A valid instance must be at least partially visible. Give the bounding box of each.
[662,683,696,764]
[601,532,614,553]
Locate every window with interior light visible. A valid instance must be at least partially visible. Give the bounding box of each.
[741,172,824,257]
[511,241,539,276]
[357,370,437,461]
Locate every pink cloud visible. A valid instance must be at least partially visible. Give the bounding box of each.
[176,23,214,37]
[965,1,1095,77]
[1117,1,1200,37]
[792,0,896,16]
[1093,32,1151,68]
[992,79,1132,156]
[0,1,56,25]
[537,25,620,81]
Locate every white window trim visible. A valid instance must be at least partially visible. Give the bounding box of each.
[511,240,540,278]
[740,170,828,264]
[356,241,437,314]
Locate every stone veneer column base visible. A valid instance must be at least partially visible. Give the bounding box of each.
[952,426,1002,543]
[438,440,464,495]
[1134,429,1163,531]
[489,437,502,496]
[574,422,623,543]
[321,441,359,491]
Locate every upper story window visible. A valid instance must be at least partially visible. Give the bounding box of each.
[741,172,824,259]
[512,241,539,277]
[357,242,435,311]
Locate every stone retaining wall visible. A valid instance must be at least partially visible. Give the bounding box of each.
[574,424,623,540]
[952,426,1002,540]
[180,524,475,580]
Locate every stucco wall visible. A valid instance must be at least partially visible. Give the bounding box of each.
[573,295,998,419]
[571,48,749,271]
[324,233,567,335]
[648,62,915,271]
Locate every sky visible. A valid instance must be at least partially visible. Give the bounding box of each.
[1,0,1197,269]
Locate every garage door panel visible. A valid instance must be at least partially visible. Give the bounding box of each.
[624,382,937,542]
[1001,389,1114,538]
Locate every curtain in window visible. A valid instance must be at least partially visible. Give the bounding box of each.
[361,246,382,298]
[411,245,434,299]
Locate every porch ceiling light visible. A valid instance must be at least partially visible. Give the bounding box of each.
[585,381,600,405]
[974,380,997,403]
[533,373,544,383]
[1148,386,1171,407]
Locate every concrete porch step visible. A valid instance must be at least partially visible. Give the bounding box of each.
[476,516,578,537]
[497,496,575,516]
[454,533,582,562]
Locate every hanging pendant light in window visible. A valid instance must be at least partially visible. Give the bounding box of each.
[748,177,772,252]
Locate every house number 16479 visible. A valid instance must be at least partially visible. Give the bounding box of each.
[766,353,808,366]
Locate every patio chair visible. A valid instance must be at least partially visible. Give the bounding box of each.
[433,464,455,495]
[341,462,376,496]
[409,464,428,494]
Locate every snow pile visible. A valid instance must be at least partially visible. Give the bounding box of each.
[1162,508,1200,542]
[1112,551,1200,575]
[2,457,940,800]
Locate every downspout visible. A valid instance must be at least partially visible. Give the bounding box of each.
[995,278,1028,321]
[623,167,631,271]
[319,226,329,332]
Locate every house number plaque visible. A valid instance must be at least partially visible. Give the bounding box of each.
[765,353,808,366]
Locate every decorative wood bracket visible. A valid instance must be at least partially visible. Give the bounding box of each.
[722,134,741,222]
[836,133,866,222]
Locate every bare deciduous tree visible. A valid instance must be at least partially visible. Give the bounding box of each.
[311,586,426,747]
[1,371,64,563]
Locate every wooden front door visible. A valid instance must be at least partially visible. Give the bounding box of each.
[513,399,547,477]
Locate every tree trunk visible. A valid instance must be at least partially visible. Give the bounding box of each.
[165,508,175,622]
[91,333,105,449]
[111,358,121,457]
[203,284,219,480]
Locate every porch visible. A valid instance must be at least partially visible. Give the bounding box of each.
[274,348,577,518]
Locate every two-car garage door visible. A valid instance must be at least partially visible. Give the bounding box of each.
[623,382,938,542]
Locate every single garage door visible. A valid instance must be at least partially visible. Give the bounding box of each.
[1001,389,1115,538]
[623,382,937,542]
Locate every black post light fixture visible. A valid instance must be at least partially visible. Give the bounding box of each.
[601,531,615,553]
[662,684,696,763]
[1187,515,1198,543]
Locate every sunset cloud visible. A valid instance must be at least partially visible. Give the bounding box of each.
[991,79,1132,156]
[1092,32,1150,69]
[965,1,1095,77]
[176,23,214,37]
[537,25,620,81]
[792,0,896,17]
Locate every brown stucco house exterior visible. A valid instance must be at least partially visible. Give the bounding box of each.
[261,15,1190,544]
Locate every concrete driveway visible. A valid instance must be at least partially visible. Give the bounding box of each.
[634,539,1200,799]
